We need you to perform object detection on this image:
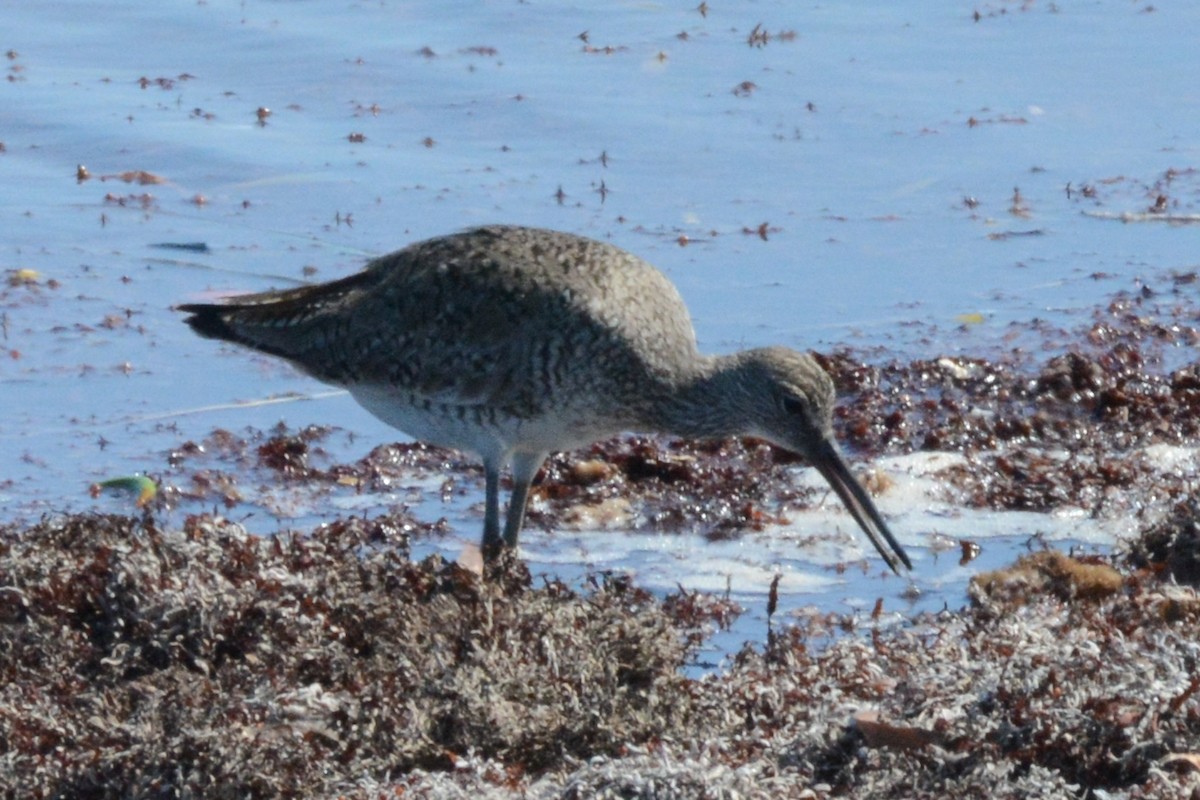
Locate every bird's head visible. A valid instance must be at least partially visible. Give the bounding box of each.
[734,346,836,451]
[734,347,912,574]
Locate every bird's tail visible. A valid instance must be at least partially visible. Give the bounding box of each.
[178,268,380,372]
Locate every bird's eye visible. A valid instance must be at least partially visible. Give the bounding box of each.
[781,396,806,416]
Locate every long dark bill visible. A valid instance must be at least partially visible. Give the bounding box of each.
[811,437,912,574]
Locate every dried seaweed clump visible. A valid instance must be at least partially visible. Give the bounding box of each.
[0,513,695,798]
[3,514,1200,798]
[533,435,806,538]
[969,550,1123,609]
[692,555,1200,798]
[1125,497,1200,585]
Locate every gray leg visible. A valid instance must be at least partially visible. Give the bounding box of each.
[480,457,504,556]
[502,451,546,548]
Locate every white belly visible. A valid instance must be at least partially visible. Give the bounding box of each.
[348,383,619,462]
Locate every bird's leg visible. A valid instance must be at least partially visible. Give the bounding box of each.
[480,457,504,560]
[502,451,546,549]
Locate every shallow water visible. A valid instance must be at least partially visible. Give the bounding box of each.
[2,0,1198,662]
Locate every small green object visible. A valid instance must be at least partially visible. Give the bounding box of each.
[97,475,158,507]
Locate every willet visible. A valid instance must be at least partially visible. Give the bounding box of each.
[179,225,911,572]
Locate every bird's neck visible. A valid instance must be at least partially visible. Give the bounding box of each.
[652,353,755,440]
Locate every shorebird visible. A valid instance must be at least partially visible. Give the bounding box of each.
[180,225,911,572]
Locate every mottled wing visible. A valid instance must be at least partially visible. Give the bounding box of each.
[180,231,558,411]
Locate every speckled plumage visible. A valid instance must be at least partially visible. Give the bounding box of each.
[180,225,911,572]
